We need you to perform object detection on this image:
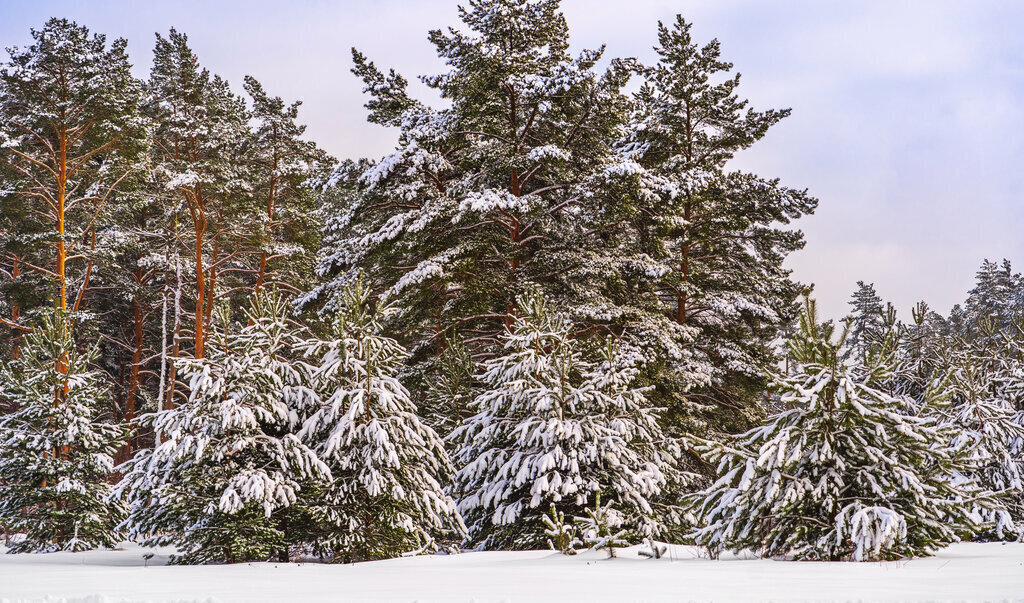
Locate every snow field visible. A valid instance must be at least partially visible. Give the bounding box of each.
[1,542,1023,603]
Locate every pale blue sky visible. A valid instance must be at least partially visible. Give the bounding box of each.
[2,0,1022,320]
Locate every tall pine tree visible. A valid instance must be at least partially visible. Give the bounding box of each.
[0,18,145,321]
[594,16,816,437]
[305,0,633,411]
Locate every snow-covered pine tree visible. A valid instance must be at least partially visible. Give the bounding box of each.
[963,259,1022,336]
[0,18,146,321]
[303,0,633,424]
[577,15,817,440]
[147,28,256,362]
[243,76,330,295]
[297,277,464,561]
[115,294,326,564]
[0,310,126,552]
[893,301,948,402]
[452,289,681,549]
[686,296,997,561]
[844,281,885,364]
[577,493,629,558]
[86,201,166,462]
[542,504,580,555]
[937,352,1024,539]
[1000,322,1024,526]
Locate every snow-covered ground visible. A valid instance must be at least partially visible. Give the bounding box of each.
[1,542,1023,603]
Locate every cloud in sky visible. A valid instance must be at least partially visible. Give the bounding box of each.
[1,0,1022,320]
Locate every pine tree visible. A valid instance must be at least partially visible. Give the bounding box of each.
[542,503,580,555]
[305,0,633,415]
[0,310,126,552]
[115,294,326,564]
[0,18,146,321]
[297,277,464,560]
[964,259,1022,335]
[147,29,256,362]
[686,296,998,561]
[844,281,885,364]
[243,76,329,295]
[308,5,817,446]
[938,353,1024,539]
[577,493,629,558]
[87,194,165,461]
[452,290,682,549]
[894,301,948,401]
[1001,324,1024,526]
[575,15,817,438]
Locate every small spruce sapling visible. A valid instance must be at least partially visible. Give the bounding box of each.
[577,494,629,558]
[542,504,580,555]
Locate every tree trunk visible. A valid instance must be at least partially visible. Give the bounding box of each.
[204,238,218,337]
[192,188,207,360]
[56,131,67,312]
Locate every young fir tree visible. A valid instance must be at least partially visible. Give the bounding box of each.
[579,15,817,438]
[0,311,126,552]
[938,353,1024,539]
[844,281,886,364]
[297,277,464,561]
[115,294,326,564]
[452,290,682,550]
[686,296,997,561]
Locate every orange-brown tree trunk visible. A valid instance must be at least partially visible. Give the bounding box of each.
[204,238,218,337]
[56,130,67,312]
[55,129,70,435]
[192,186,207,360]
